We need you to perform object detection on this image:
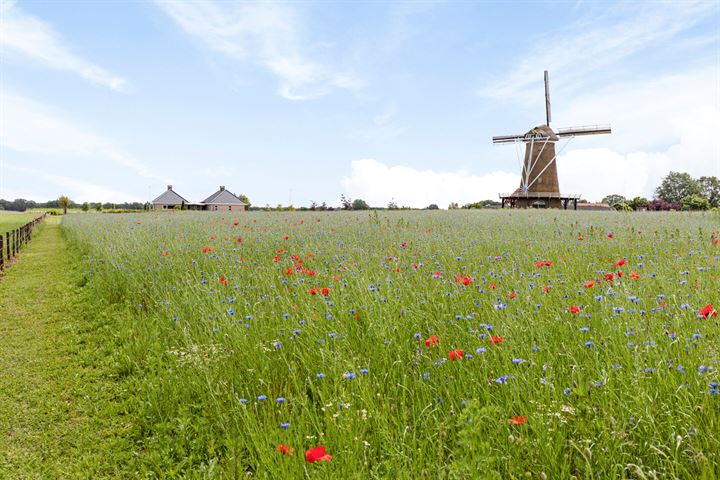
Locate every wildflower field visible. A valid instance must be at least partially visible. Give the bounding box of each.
[62,210,719,479]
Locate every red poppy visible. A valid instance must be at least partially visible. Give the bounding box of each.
[629,271,640,279]
[305,269,317,276]
[607,233,614,238]
[305,446,332,463]
[616,270,623,278]
[309,288,318,295]
[615,259,627,267]
[219,277,229,285]
[233,221,240,226]
[508,416,527,425]
[508,292,518,299]
[283,235,289,241]
[284,267,294,276]
[202,247,212,253]
[489,336,504,344]
[321,287,330,297]
[699,304,718,318]
[277,249,285,254]
[448,349,464,360]
[535,260,552,267]
[425,335,439,347]
[604,273,614,282]
[332,275,342,281]
[236,237,243,243]
[400,242,408,248]
[583,281,595,288]
[273,256,280,262]
[433,271,442,279]
[209,235,217,241]
[488,283,497,290]
[276,443,294,456]
[569,305,582,314]
[161,251,170,257]
[577,236,584,241]
[543,286,551,293]
[454,273,472,286]
[714,238,719,246]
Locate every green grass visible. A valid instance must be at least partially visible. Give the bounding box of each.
[56,210,719,479]
[0,218,135,479]
[0,212,36,236]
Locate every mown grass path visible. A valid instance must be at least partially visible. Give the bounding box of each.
[0,218,133,479]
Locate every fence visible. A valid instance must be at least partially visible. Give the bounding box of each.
[0,213,47,271]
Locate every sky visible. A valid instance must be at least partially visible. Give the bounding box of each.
[1,0,719,208]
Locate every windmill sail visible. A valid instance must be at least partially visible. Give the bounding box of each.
[556,125,611,137]
[544,70,551,126]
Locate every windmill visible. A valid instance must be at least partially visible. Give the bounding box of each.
[493,71,611,209]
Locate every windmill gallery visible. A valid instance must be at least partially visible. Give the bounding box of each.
[493,71,611,209]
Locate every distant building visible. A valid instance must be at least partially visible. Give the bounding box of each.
[200,186,247,212]
[576,202,611,211]
[152,185,189,210]
[151,185,247,211]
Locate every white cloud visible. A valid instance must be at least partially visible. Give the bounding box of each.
[154,0,362,100]
[0,0,126,91]
[2,162,139,202]
[0,90,169,183]
[341,159,519,208]
[480,1,716,103]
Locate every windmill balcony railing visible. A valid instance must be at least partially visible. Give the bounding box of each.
[499,192,581,199]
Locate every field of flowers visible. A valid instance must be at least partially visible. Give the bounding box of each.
[62,210,719,479]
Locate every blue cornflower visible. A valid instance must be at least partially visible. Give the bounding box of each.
[280,422,290,429]
[360,368,369,374]
[495,375,509,384]
[239,398,248,404]
[343,372,356,379]
[584,341,594,347]
[276,397,285,403]
[228,308,235,315]
[475,347,486,353]
[316,373,326,379]
[512,358,525,364]
[563,388,572,396]
[413,332,421,339]
[258,395,267,401]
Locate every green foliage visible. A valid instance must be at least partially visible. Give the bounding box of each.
[238,194,251,208]
[81,202,90,212]
[697,176,720,207]
[351,198,369,210]
[629,196,649,210]
[448,202,459,210]
[601,194,627,208]
[681,194,711,211]
[462,199,500,209]
[425,204,439,210]
[655,172,702,204]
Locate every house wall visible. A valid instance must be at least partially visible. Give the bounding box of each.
[205,204,246,212]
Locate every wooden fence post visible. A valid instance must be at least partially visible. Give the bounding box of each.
[5,232,8,260]
[0,235,3,270]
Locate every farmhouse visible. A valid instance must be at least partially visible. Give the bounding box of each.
[152,185,247,211]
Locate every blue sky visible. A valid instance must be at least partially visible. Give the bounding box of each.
[1,0,718,207]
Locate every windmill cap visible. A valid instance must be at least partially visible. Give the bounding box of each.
[526,125,558,141]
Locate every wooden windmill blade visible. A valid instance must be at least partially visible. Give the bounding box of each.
[492,134,527,144]
[544,70,551,126]
[556,124,611,137]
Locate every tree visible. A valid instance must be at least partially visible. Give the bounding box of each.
[681,194,711,211]
[628,197,649,210]
[81,202,90,212]
[448,202,459,210]
[95,203,102,212]
[238,194,251,208]
[352,198,369,210]
[387,201,399,210]
[58,195,71,215]
[426,204,439,210]
[654,172,701,204]
[601,194,627,208]
[648,199,680,211]
[697,176,720,208]
[340,195,353,210]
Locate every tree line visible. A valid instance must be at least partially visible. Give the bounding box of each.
[602,172,719,211]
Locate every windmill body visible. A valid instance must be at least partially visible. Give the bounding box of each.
[493,71,611,209]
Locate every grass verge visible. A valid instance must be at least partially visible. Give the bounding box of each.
[0,217,136,479]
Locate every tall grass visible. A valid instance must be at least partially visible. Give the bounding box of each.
[63,210,719,478]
